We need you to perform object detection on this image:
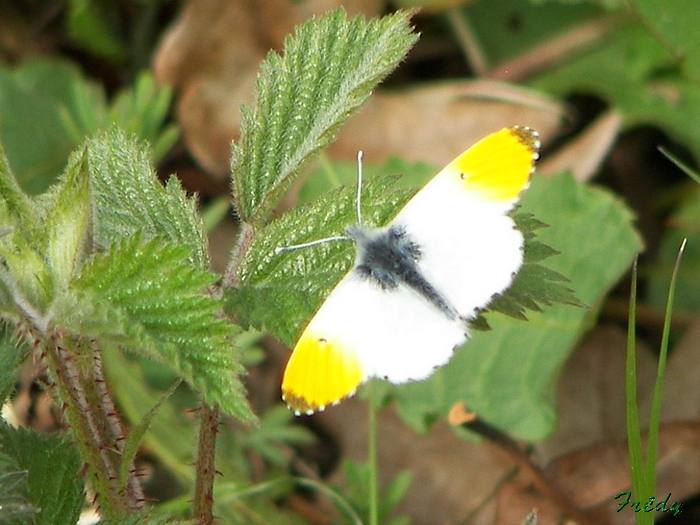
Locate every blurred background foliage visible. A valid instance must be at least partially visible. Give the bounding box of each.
[2,0,700,524]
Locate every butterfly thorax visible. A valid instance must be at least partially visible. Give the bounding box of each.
[345,223,460,320]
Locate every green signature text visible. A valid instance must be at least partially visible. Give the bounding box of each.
[615,492,682,516]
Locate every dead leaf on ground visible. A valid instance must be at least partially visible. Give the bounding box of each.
[299,323,700,525]
[316,398,517,525]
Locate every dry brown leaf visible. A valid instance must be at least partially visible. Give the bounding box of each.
[536,325,657,464]
[327,80,568,168]
[542,422,700,524]
[153,0,383,177]
[154,1,569,178]
[316,399,517,525]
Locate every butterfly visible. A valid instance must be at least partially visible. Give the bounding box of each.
[281,126,540,415]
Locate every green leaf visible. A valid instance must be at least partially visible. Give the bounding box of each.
[226,176,413,344]
[0,60,177,195]
[63,234,254,422]
[631,0,700,80]
[97,514,192,525]
[106,73,180,163]
[231,8,418,224]
[460,0,603,65]
[42,149,92,288]
[66,0,127,62]
[0,422,84,525]
[530,21,700,162]
[119,379,182,491]
[101,347,197,485]
[392,173,642,440]
[0,144,54,320]
[0,324,29,403]
[0,457,38,524]
[334,459,411,525]
[79,127,207,268]
[243,405,315,467]
[0,60,85,194]
[481,212,585,325]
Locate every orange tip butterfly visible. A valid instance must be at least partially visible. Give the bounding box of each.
[281,126,540,415]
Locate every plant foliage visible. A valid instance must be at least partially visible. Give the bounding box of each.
[230,9,419,225]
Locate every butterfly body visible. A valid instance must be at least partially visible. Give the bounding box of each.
[282,126,540,415]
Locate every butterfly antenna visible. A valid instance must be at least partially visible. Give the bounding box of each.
[356,150,363,225]
[274,236,350,255]
[275,152,365,256]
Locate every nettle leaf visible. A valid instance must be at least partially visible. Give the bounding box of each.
[0,453,38,524]
[231,9,418,225]
[0,324,29,402]
[61,234,253,422]
[0,421,83,525]
[0,144,54,320]
[77,127,208,268]
[226,176,413,344]
[40,149,92,288]
[482,212,585,325]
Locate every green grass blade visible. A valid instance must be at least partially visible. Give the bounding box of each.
[645,239,686,497]
[625,256,648,510]
[658,146,700,185]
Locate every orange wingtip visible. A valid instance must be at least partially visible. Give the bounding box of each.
[282,332,364,415]
[449,126,540,202]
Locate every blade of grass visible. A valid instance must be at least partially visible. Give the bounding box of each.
[658,146,700,185]
[625,240,686,525]
[626,256,648,509]
[645,238,686,497]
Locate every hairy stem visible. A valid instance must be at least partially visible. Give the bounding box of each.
[223,222,255,288]
[193,402,220,525]
[91,340,145,505]
[43,329,143,518]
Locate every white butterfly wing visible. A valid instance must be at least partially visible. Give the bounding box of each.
[282,271,465,414]
[392,126,539,318]
[282,127,540,414]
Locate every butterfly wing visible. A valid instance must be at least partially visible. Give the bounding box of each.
[392,126,540,318]
[282,127,539,414]
[282,270,466,415]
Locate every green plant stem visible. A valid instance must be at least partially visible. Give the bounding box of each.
[91,340,144,504]
[368,388,379,525]
[193,402,220,525]
[42,329,143,518]
[223,222,255,288]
